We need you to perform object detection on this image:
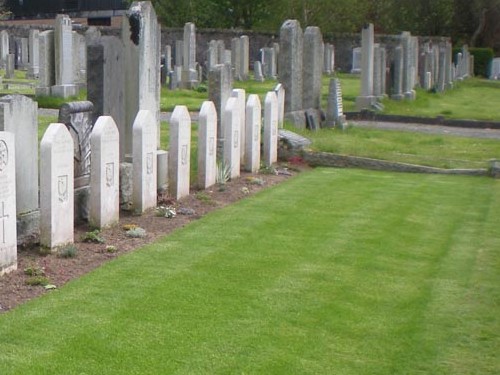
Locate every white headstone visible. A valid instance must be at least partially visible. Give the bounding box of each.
[231,89,246,165]
[0,132,17,275]
[40,123,74,250]
[355,23,375,110]
[244,94,261,173]
[0,30,9,69]
[274,83,285,128]
[351,47,361,73]
[89,116,120,228]
[239,35,249,80]
[169,106,191,199]
[27,29,40,78]
[198,101,217,189]
[263,91,278,167]
[223,97,241,179]
[132,110,158,213]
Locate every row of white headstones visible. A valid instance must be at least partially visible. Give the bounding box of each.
[0,89,280,275]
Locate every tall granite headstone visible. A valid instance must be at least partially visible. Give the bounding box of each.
[169,106,191,199]
[198,101,217,189]
[244,94,261,173]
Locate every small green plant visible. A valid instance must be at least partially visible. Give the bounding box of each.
[216,161,231,186]
[105,245,117,253]
[156,205,177,218]
[195,84,207,93]
[58,244,78,258]
[259,165,276,175]
[195,191,216,205]
[24,265,45,277]
[25,276,50,286]
[126,227,147,238]
[81,230,105,244]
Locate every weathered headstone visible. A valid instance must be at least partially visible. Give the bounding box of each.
[5,54,14,79]
[198,101,217,189]
[239,35,249,80]
[261,47,277,79]
[169,106,191,199]
[87,36,125,158]
[274,83,285,129]
[89,116,120,229]
[52,14,78,98]
[263,91,278,167]
[20,38,29,70]
[181,22,198,88]
[208,63,232,155]
[244,94,261,173]
[326,78,347,129]
[40,123,74,250]
[373,44,383,98]
[231,89,246,164]
[279,20,303,116]
[157,150,168,193]
[231,37,242,80]
[254,61,264,82]
[401,32,416,100]
[164,44,172,72]
[323,43,335,74]
[303,26,323,110]
[122,1,161,156]
[0,131,17,275]
[391,46,404,99]
[351,47,362,73]
[27,29,40,79]
[0,30,9,69]
[58,101,94,223]
[490,58,500,79]
[355,23,375,110]
[0,95,39,244]
[36,30,55,96]
[223,97,241,179]
[132,110,157,213]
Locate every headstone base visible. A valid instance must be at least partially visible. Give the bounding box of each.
[284,111,306,128]
[355,96,376,110]
[26,68,39,79]
[51,84,78,98]
[404,90,416,100]
[35,87,51,96]
[0,263,17,277]
[17,210,40,246]
[391,94,404,100]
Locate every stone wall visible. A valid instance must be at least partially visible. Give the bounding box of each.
[0,23,451,72]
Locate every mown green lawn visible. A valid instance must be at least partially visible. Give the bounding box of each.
[1,169,498,374]
[289,124,500,169]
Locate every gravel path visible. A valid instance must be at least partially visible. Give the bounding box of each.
[39,108,500,140]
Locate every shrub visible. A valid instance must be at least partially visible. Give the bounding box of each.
[81,229,105,244]
[58,245,78,258]
[24,265,45,277]
[26,276,50,286]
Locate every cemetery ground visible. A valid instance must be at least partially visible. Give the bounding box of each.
[0,169,498,374]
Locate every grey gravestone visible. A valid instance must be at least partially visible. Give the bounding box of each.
[52,14,78,98]
[254,61,264,82]
[122,1,161,156]
[231,37,242,80]
[181,22,198,88]
[261,47,277,79]
[0,30,8,69]
[326,78,347,129]
[0,131,17,275]
[356,23,375,110]
[58,101,94,224]
[351,47,361,74]
[231,89,246,164]
[208,63,233,156]
[36,30,55,96]
[490,58,500,79]
[27,29,39,79]
[279,19,303,117]
[240,35,249,80]
[87,36,125,160]
[391,46,404,99]
[303,26,323,110]
[5,54,14,79]
[0,95,39,245]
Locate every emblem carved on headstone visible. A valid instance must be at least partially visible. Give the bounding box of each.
[181,144,188,165]
[58,175,68,202]
[146,152,154,175]
[0,140,8,173]
[208,137,215,156]
[105,162,114,187]
[233,130,239,148]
